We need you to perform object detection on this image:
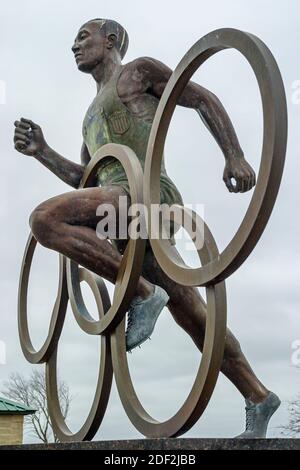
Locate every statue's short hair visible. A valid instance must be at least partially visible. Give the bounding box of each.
[86,18,129,60]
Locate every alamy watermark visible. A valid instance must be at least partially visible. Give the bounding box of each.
[95,197,205,251]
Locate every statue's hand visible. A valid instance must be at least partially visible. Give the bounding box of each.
[14,118,47,157]
[223,156,256,193]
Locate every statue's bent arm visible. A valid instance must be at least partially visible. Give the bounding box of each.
[13,117,87,189]
[126,57,244,160]
[121,57,256,193]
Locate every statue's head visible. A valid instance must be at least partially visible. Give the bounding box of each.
[72,19,129,72]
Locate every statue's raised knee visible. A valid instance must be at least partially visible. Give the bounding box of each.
[30,206,56,249]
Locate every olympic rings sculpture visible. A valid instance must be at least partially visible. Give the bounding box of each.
[18,29,287,442]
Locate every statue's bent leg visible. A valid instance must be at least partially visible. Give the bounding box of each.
[29,185,153,299]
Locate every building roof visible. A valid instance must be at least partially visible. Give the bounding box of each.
[0,397,36,415]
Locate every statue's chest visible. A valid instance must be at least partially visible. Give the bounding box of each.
[82,89,134,156]
[82,93,108,141]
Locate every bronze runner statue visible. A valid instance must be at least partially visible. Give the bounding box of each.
[14,19,281,438]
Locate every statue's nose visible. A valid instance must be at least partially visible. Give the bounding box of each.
[71,43,79,54]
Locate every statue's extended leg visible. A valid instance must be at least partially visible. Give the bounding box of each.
[141,249,281,437]
[141,249,268,403]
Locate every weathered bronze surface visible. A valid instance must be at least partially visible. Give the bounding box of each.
[16,25,287,441]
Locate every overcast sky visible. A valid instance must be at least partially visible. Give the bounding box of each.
[1,0,300,443]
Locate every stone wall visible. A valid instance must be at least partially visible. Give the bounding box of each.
[0,415,24,445]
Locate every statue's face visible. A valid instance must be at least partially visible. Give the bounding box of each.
[72,22,106,73]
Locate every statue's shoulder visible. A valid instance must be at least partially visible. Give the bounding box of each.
[121,57,159,77]
[119,57,162,91]
[118,58,154,99]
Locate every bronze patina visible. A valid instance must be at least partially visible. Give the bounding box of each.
[15,21,287,441]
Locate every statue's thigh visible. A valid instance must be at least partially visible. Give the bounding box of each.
[36,185,130,230]
[77,185,131,230]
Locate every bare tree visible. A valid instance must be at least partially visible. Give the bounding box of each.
[280,395,300,437]
[279,365,300,437]
[2,369,71,443]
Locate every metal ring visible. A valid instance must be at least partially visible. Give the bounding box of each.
[46,269,113,442]
[112,213,226,437]
[111,210,227,437]
[67,143,146,335]
[18,234,68,364]
[144,28,287,287]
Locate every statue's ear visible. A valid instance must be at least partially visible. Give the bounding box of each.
[106,34,117,50]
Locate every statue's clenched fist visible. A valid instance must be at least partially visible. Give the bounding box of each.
[223,156,256,193]
[14,118,47,157]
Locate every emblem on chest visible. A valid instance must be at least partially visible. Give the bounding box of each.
[108,110,131,135]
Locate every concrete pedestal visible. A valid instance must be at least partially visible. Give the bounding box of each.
[1,438,299,450]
